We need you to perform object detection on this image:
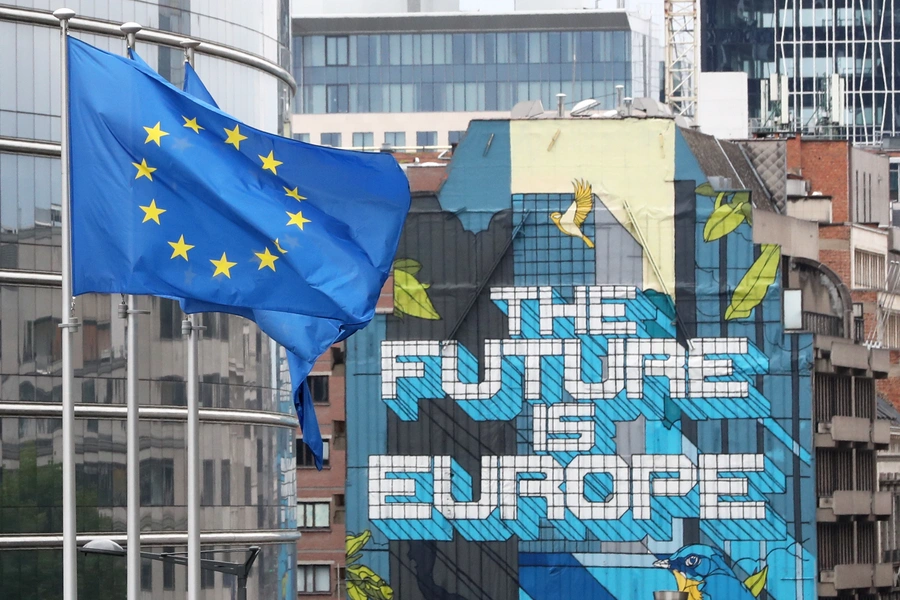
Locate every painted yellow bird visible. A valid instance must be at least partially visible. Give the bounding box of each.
[550,179,595,248]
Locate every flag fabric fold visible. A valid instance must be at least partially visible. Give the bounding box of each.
[68,38,409,469]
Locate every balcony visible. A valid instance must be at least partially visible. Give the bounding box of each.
[816,417,891,448]
[817,491,893,521]
[804,311,844,338]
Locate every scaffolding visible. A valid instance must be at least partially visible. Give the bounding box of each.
[664,0,699,118]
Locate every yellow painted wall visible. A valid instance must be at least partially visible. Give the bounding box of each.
[509,119,676,294]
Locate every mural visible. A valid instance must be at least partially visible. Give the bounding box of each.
[345,120,816,599]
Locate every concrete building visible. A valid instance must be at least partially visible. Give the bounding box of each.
[289,9,659,150]
[0,2,298,599]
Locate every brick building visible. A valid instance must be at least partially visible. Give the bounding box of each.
[295,152,448,598]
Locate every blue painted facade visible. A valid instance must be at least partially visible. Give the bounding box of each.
[345,120,816,600]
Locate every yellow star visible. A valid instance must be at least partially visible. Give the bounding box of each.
[132,159,157,181]
[273,238,288,254]
[283,186,306,202]
[286,210,311,230]
[182,116,204,134]
[143,122,169,146]
[168,235,194,261]
[210,252,237,278]
[259,151,283,175]
[224,124,248,150]
[139,199,166,224]
[255,247,279,271]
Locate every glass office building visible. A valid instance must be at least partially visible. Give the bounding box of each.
[702,0,900,145]
[291,11,658,148]
[0,1,299,599]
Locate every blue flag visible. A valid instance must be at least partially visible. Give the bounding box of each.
[68,37,409,327]
[69,38,409,468]
[183,61,219,109]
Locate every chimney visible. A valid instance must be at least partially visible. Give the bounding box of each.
[615,85,625,108]
[556,93,566,117]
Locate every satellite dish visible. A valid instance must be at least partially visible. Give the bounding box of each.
[571,98,601,116]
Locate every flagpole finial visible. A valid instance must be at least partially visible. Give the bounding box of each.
[53,8,76,21]
[120,22,142,49]
[180,39,201,64]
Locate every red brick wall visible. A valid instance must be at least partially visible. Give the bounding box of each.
[786,138,851,222]
[297,350,347,599]
[878,350,900,409]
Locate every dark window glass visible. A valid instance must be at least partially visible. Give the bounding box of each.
[163,546,175,590]
[307,374,329,404]
[326,84,349,113]
[158,298,181,339]
[140,458,175,506]
[201,459,215,506]
[320,133,342,147]
[325,36,348,66]
[201,567,215,589]
[141,558,152,591]
[384,131,406,147]
[417,131,437,146]
[221,459,231,506]
[296,438,330,468]
[293,133,310,143]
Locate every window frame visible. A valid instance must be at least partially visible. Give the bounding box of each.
[297,563,332,594]
[325,36,349,66]
[296,437,331,468]
[307,374,330,405]
[297,500,331,529]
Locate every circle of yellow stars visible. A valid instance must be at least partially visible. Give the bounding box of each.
[132,117,312,280]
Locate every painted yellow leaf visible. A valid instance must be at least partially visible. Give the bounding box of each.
[392,258,421,275]
[346,530,371,563]
[725,244,781,320]
[347,564,394,600]
[703,200,748,241]
[347,585,368,600]
[744,565,768,598]
[695,182,716,197]
[394,269,441,320]
[713,191,726,210]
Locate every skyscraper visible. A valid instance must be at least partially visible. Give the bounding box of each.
[0,2,298,598]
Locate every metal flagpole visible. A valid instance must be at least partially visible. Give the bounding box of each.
[119,23,146,600]
[181,39,203,600]
[53,8,79,600]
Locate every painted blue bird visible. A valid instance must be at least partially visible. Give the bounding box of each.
[653,544,768,600]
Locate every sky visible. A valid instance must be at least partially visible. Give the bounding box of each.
[458,0,516,9]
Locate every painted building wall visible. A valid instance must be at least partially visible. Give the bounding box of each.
[345,118,817,599]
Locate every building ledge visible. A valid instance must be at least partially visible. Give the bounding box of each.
[818,562,895,594]
[817,490,892,521]
[816,416,891,448]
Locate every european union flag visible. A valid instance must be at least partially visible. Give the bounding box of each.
[67,38,409,468]
[68,37,409,327]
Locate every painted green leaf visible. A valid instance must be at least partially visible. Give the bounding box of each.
[394,269,441,320]
[346,530,371,564]
[392,258,421,275]
[695,182,716,197]
[739,197,754,225]
[347,585,368,600]
[725,244,781,320]
[703,200,748,241]
[744,565,768,598]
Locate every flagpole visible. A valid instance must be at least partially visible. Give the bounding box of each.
[53,8,79,600]
[118,23,145,600]
[181,39,203,600]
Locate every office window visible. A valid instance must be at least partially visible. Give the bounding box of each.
[417,131,437,147]
[384,131,406,148]
[297,438,330,468]
[298,501,330,529]
[308,374,329,404]
[449,130,466,144]
[325,36,348,65]
[298,564,331,594]
[352,132,374,148]
[141,558,152,591]
[221,460,231,506]
[293,133,310,143]
[163,546,175,590]
[201,567,215,589]
[320,133,342,147]
[201,459,215,506]
[326,84,349,113]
